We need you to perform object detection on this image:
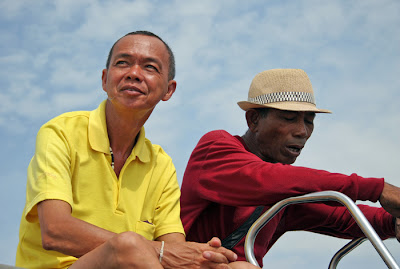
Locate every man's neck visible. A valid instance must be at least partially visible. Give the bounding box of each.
[241,130,266,162]
[105,100,152,172]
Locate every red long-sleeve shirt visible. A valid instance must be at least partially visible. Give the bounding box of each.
[180,130,394,267]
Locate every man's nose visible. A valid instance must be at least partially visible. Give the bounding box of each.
[293,121,309,138]
[126,65,144,81]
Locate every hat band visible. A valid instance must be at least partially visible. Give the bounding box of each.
[248,91,316,105]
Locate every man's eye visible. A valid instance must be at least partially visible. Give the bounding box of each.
[146,65,159,71]
[305,117,315,124]
[115,60,128,66]
[284,117,295,121]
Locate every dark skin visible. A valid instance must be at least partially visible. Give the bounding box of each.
[242,108,400,242]
[242,108,315,164]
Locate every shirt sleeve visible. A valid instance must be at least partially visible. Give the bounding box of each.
[24,122,74,222]
[153,150,185,239]
[284,203,395,239]
[182,130,384,207]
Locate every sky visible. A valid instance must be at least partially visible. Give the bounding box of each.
[1,0,400,268]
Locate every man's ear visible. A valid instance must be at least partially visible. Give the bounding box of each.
[161,80,177,101]
[245,109,260,133]
[101,69,108,93]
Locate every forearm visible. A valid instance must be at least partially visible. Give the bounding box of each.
[155,233,202,268]
[41,214,116,257]
[286,203,395,239]
[153,234,237,268]
[38,199,116,257]
[380,182,400,218]
[359,205,395,238]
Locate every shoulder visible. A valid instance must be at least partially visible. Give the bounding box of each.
[201,130,233,140]
[198,130,237,144]
[145,139,174,167]
[187,130,246,161]
[150,142,171,158]
[41,111,90,130]
[197,130,243,148]
[32,111,92,156]
[36,111,91,140]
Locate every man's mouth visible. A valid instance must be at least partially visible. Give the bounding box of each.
[287,145,303,154]
[121,86,144,94]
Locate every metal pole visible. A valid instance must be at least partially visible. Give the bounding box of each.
[244,191,399,269]
[328,238,367,269]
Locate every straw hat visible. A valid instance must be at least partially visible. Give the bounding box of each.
[237,69,331,113]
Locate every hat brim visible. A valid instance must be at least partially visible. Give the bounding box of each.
[237,101,332,113]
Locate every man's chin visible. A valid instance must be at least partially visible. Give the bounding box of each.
[281,157,297,165]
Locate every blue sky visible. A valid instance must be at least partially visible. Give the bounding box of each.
[1,0,400,268]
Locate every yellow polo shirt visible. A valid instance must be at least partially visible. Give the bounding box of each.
[16,100,184,269]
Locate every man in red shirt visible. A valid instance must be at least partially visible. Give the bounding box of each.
[180,69,400,267]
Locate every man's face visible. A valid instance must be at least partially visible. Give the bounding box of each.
[102,34,176,114]
[253,108,315,164]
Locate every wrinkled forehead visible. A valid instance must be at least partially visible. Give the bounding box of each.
[112,35,169,62]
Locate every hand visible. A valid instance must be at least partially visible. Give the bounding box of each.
[205,239,260,269]
[203,237,237,264]
[379,183,400,218]
[161,240,237,269]
[395,218,400,243]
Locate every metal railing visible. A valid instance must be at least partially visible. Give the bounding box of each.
[244,191,399,268]
[328,237,367,269]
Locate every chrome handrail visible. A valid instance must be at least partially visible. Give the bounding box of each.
[328,237,367,269]
[244,191,399,268]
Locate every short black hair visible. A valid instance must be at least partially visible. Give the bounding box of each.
[105,31,175,80]
[254,108,270,118]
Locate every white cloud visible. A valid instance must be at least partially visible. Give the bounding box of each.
[0,0,38,19]
[1,0,400,267]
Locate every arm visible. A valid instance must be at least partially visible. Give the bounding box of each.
[38,199,116,257]
[30,121,115,257]
[284,203,395,240]
[183,131,384,207]
[380,182,400,218]
[151,151,236,265]
[379,182,400,242]
[39,199,237,268]
[157,233,237,268]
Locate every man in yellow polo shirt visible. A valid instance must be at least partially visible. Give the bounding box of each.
[16,31,243,269]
